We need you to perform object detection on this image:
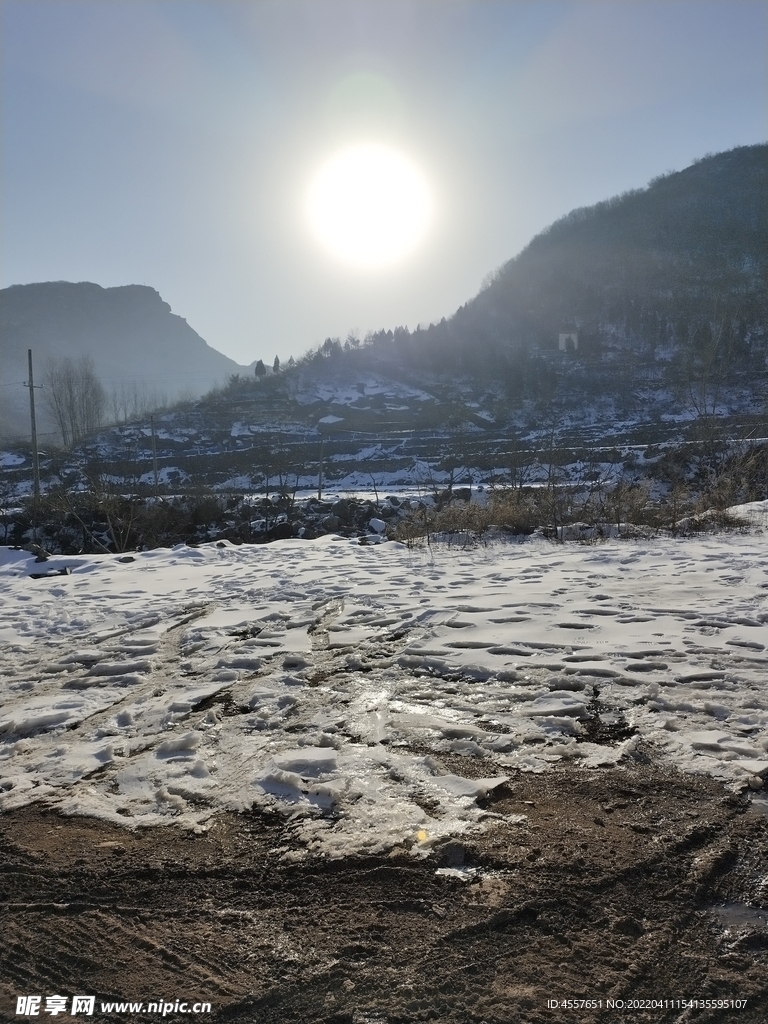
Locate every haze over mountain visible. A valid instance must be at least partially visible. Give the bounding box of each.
[98,144,762,500]
[0,281,249,439]
[353,144,767,381]
[2,144,766,446]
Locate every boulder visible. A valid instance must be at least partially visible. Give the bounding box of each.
[331,499,351,522]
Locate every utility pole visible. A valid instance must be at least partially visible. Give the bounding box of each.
[150,415,159,497]
[24,350,42,544]
[26,349,41,502]
[317,438,324,501]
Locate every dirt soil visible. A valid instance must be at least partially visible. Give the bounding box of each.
[1,760,767,1024]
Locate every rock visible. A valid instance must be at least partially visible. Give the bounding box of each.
[331,499,350,522]
[30,567,72,580]
[267,522,294,541]
[437,841,468,868]
[369,518,386,533]
[322,515,343,532]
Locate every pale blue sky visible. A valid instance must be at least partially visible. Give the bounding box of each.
[2,0,766,367]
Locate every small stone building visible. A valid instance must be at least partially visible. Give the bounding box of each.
[558,332,578,352]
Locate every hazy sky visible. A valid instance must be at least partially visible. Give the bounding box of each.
[2,0,766,368]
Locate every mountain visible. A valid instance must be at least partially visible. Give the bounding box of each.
[3,145,767,506]
[359,143,767,379]
[0,281,246,439]
[3,144,765,448]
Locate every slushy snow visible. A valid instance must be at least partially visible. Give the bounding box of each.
[1,517,767,858]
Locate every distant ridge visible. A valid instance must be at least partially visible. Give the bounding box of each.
[0,281,247,438]
[477,142,767,342]
[3,145,766,442]
[359,143,768,373]
[156,144,768,445]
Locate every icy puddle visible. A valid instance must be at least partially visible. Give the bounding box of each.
[1,524,767,857]
[708,902,768,931]
[748,794,768,816]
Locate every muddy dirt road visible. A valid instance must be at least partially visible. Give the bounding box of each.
[1,762,766,1024]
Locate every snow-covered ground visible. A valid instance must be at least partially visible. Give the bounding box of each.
[1,514,767,859]
[295,374,435,407]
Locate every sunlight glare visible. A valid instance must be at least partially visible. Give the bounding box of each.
[305,143,433,270]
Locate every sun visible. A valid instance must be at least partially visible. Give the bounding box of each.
[305,143,433,270]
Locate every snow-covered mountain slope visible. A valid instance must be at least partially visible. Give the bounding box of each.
[2,514,767,859]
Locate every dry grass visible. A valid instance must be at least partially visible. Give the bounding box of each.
[390,490,537,547]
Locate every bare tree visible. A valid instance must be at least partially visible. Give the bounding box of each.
[507,433,537,493]
[44,356,106,447]
[681,311,738,477]
[109,380,166,424]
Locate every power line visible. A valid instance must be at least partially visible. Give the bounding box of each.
[2,376,228,386]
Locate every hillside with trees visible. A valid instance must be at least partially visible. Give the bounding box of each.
[2,144,766,537]
[3,145,764,446]
[339,144,767,393]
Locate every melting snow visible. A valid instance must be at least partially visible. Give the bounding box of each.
[1,517,767,857]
